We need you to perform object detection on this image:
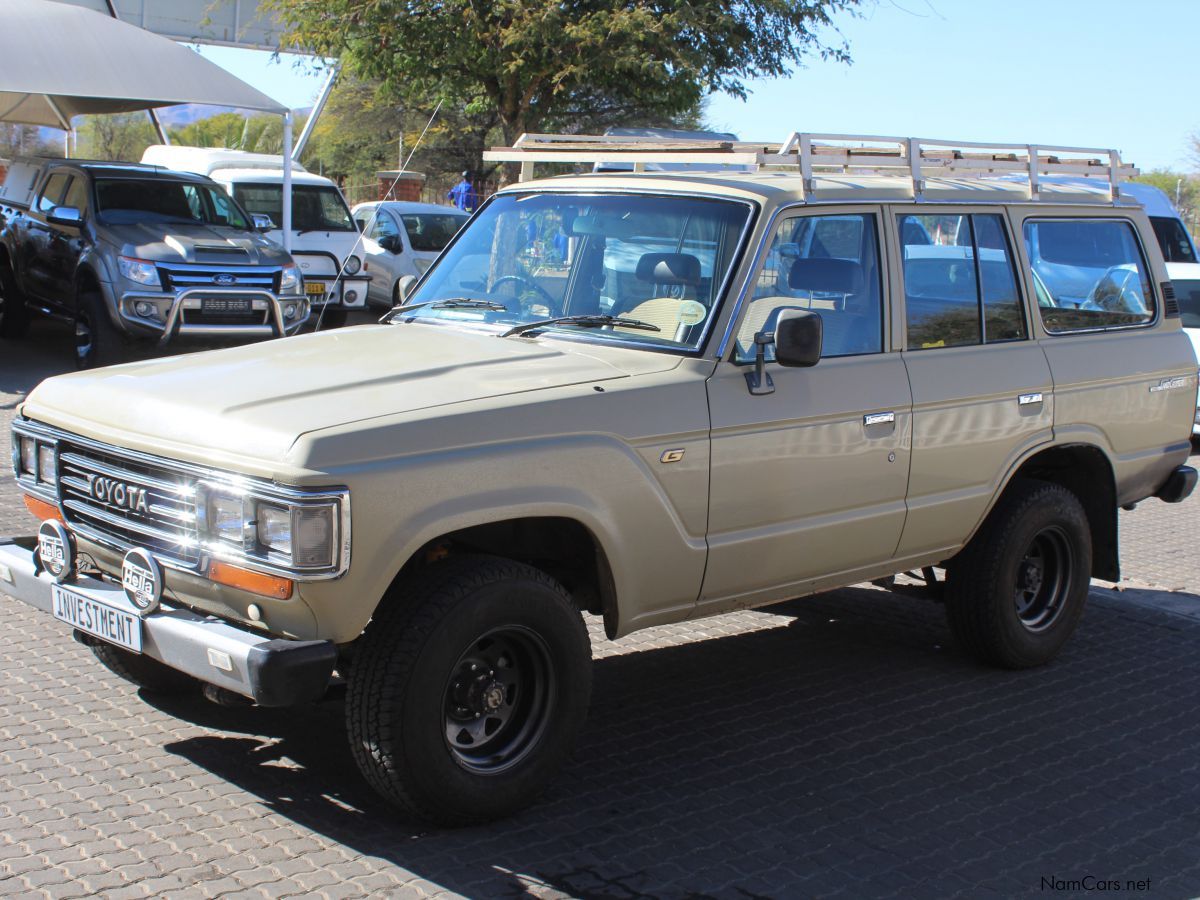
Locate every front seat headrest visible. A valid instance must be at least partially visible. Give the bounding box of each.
[788,257,864,294]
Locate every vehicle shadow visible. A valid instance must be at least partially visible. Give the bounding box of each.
[146,585,1194,897]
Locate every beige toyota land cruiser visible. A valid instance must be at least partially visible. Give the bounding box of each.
[3,134,1196,826]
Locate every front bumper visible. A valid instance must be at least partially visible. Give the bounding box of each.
[304,274,371,310]
[118,287,310,343]
[0,537,336,706]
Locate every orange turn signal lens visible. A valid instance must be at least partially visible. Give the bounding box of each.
[207,560,293,600]
[23,495,59,522]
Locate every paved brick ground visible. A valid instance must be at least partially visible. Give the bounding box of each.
[3,322,1200,898]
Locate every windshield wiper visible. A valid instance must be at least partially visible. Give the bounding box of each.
[501,314,661,338]
[382,297,508,323]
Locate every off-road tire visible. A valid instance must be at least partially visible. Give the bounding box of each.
[347,555,592,826]
[75,288,126,369]
[0,260,31,339]
[90,641,200,694]
[945,479,1091,669]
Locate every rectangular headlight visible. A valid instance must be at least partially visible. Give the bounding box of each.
[37,444,56,485]
[208,493,246,545]
[256,503,292,554]
[20,436,36,476]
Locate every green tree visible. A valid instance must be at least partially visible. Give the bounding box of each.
[1133,169,1200,218]
[75,112,157,161]
[265,0,860,179]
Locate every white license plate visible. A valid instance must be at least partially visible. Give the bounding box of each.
[51,585,142,653]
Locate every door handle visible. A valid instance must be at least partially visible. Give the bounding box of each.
[1018,392,1043,406]
[863,411,895,426]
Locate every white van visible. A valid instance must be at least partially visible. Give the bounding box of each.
[1122,183,1200,435]
[141,146,370,326]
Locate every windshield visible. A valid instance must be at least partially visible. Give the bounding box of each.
[1151,216,1198,263]
[232,183,355,232]
[401,213,469,252]
[400,192,751,351]
[95,178,249,229]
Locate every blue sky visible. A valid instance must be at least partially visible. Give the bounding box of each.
[196,0,1196,173]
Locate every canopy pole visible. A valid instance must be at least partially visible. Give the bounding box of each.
[281,110,293,253]
[43,95,72,132]
[148,110,169,145]
[292,64,338,161]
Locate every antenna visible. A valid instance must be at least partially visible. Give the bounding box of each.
[311,99,444,331]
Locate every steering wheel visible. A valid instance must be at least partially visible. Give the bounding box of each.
[490,274,556,306]
[1086,266,1145,314]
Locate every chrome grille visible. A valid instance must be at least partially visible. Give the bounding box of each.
[158,263,279,293]
[58,442,201,565]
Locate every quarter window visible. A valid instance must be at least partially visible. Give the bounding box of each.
[900,213,1027,350]
[1023,219,1155,332]
[736,213,884,362]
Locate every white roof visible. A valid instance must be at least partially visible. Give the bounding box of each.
[354,200,469,216]
[0,0,286,129]
[141,145,309,177]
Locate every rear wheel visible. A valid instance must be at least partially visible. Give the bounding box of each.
[0,260,31,339]
[346,555,592,826]
[89,641,199,694]
[75,289,126,368]
[945,479,1091,669]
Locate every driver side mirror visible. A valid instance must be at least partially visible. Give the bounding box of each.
[395,274,418,303]
[47,205,81,227]
[380,234,403,254]
[251,214,276,232]
[774,308,823,368]
[745,308,822,396]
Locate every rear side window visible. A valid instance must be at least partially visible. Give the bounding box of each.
[1150,216,1197,264]
[900,213,1027,350]
[1023,219,1155,332]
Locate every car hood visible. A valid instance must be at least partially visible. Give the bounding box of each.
[22,324,663,474]
[105,222,290,266]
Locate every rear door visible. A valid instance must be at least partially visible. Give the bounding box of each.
[893,208,1054,559]
[21,170,71,302]
[703,206,913,612]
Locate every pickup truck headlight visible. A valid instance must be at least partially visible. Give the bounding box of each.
[201,485,346,575]
[118,256,161,287]
[279,265,301,295]
[343,255,362,275]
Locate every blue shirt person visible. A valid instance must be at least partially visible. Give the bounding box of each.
[448,172,477,212]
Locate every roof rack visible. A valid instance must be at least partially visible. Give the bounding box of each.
[483,132,1138,202]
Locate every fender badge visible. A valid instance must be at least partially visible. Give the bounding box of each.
[122,548,163,616]
[660,448,686,464]
[37,520,74,583]
[1150,376,1190,393]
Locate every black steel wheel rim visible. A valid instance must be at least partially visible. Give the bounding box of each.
[1014,525,1073,632]
[442,625,554,774]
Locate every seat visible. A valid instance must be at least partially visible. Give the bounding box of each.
[615,252,703,337]
[785,258,874,356]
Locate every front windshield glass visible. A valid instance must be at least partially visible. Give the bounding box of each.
[401,192,752,351]
[401,213,469,251]
[233,184,355,232]
[95,178,250,229]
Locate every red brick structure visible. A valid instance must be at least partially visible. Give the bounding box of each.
[376,170,425,202]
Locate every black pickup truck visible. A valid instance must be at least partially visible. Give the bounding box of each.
[0,157,310,366]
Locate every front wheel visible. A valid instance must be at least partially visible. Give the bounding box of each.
[75,289,127,368]
[945,479,1092,669]
[89,641,200,694]
[346,556,592,826]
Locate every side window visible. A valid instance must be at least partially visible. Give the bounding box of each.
[1023,219,1155,332]
[736,213,884,362]
[901,213,1027,350]
[36,173,70,214]
[371,212,400,243]
[181,185,204,220]
[61,176,89,215]
[210,190,237,226]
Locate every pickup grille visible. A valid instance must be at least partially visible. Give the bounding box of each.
[158,263,279,293]
[57,441,201,566]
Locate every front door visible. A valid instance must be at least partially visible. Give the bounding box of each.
[702,208,912,612]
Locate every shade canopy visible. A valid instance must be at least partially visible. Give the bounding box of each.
[0,0,288,130]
